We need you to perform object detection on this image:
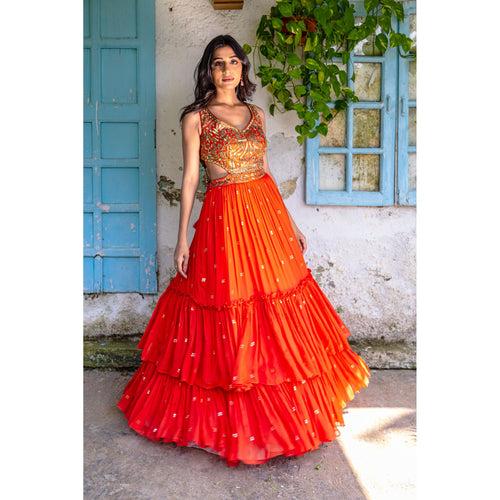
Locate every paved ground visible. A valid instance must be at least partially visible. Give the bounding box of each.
[84,369,416,499]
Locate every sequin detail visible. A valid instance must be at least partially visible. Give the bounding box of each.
[200,103,267,187]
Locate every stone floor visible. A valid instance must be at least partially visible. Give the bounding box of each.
[84,369,416,499]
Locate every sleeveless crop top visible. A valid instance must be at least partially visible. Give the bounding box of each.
[199,102,267,186]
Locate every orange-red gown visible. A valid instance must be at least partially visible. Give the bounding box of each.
[117,102,371,466]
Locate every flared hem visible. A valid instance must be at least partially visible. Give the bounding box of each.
[116,343,370,467]
[118,417,343,467]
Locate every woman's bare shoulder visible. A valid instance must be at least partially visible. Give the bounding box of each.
[251,104,266,120]
[181,109,202,125]
[181,108,202,135]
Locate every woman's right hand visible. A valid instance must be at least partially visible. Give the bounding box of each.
[174,240,190,278]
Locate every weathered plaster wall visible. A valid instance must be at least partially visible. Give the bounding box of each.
[84,0,416,349]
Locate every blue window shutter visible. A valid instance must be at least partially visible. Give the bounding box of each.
[397,2,417,206]
[306,1,399,206]
[83,0,157,293]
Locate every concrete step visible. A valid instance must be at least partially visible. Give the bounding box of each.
[84,336,415,370]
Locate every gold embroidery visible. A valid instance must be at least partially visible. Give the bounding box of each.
[199,103,267,187]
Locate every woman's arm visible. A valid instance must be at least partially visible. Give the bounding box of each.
[255,106,307,253]
[175,110,202,277]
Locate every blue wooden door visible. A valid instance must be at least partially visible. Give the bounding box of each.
[84,0,157,293]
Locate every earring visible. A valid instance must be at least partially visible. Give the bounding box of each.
[240,79,244,86]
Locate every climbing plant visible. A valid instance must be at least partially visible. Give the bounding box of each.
[243,0,415,144]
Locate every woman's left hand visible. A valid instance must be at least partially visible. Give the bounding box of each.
[294,226,307,254]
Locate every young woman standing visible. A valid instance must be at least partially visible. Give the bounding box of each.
[117,34,370,467]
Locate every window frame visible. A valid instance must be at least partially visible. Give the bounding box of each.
[305,0,416,207]
[396,1,416,206]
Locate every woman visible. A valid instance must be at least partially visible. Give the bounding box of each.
[117,34,370,467]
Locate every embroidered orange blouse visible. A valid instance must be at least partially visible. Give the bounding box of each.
[199,102,267,186]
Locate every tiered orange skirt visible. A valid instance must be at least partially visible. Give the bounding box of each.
[117,171,370,466]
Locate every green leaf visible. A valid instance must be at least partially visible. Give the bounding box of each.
[317,101,331,116]
[331,76,341,95]
[289,67,302,79]
[380,11,392,32]
[271,17,283,30]
[270,103,276,116]
[278,2,293,17]
[402,35,413,53]
[292,102,306,113]
[328,64,339,75]
[326,48,338,59]
[310,89,325,102]
[304,35,314,52]
[343,6,355,31]
[305,58,321,70]
[389,32,403,48]
[242,43,252,55]
[393,2,404,21]
[257,16,268,36]
[314,6,330,27]
[375,33,388,53]
[342,87,355,99]
[276,52,286,63]
[276,31,286,45]
[287,52,302,66]
[294,85,307,98]
[364,15,377,32]
[303,0,315,11]
[311,33,319,49]
[317,122,328,136]
[320,82,331,96]
[277,89,291,103]
[285,20,298,34]
[364,0,379,13]
[347,28,361,41]
[334,99,348,111]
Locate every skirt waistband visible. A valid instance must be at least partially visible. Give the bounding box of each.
[206,168,267,188]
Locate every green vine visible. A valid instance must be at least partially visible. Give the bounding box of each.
[243,0,415,145]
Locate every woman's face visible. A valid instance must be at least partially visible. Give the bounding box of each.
[210,45,243,91]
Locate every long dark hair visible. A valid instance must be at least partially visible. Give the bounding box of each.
[179,35,257,122]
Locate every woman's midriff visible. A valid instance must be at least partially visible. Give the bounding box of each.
[204,162,230,181]
[204,162,267,188]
